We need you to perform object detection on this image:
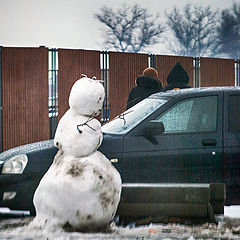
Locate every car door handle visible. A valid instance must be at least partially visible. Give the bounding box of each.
[202,139,217,146]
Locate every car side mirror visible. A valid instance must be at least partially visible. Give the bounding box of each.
[143,121,165,136]
[140,121,164,145]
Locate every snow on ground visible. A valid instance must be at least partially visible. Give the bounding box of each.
[224,205,240,218]
[0,207,239,240]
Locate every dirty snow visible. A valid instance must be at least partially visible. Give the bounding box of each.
[0,207,239,240]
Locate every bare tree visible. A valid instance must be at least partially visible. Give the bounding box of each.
[217,2,240,58]
[95,4,165,53]
[165,4,219,57]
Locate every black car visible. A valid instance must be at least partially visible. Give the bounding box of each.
[0,87,240,214]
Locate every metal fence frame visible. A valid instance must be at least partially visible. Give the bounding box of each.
[149,54,157,68]
[101,51,109,122]
[49,48,58,139]
[235,59,240,87]
[194,57,201,87]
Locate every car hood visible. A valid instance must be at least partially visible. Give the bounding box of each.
[0,140,56,163]
[0,133,119,163]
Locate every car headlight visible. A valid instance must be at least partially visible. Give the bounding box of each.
[2,154,28,174]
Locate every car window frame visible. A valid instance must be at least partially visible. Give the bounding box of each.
[152,95,219,134]
[103,96,171,136]
[228,94,240,133]
[127,91,222,138]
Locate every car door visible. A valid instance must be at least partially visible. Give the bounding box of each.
[123,92,223,184]
[223,92,240,204]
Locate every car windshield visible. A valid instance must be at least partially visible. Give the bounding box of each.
[102,98,167,135]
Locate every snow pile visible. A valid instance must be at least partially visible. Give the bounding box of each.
[1,216,240,240]
[224,205,240,219]
[32,76,122,232]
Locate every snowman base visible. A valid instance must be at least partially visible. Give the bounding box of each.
[32,150,122,232]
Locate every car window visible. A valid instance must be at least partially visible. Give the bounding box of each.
[152,96,218,133]
[229,95,240,132]
[102,98,168,134]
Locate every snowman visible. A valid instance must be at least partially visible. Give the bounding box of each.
[32,76,122,232]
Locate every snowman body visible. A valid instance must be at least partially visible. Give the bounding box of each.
[33,77,122,232]
[54,109,103,158]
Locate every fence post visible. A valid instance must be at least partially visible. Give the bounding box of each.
[49,48,58,139]
[101,51,109,123]
[194,57,201,87]
[149,54,156,68]
[236,59,240,87]
[0,47,2,152]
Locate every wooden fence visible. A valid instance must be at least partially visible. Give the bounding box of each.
[0,47,238,151]
[108,52,148,118]
[200,58,235,87]
[58,49,101,119]
[1,47,49,151]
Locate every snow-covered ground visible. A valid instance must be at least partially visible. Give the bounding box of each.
[224,205,240,218]
[0,206,239,240]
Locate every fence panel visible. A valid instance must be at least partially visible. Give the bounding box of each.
[58,49,101,119]
[156,55,194,88]
[108,52,148,119]
[200,58,235,87]
[1,47,49,151]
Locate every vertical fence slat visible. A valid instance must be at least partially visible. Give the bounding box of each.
[200,58,235,87]
[156,55,194,88]
[58,49,101,120]
[108,52,148,119]
[2,47,49,150]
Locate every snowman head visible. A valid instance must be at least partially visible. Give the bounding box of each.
[69,76,105,116]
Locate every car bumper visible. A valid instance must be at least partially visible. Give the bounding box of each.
[0,207,30,217]
[0,174,40,214]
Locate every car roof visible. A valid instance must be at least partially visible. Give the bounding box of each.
[150,86,240,99]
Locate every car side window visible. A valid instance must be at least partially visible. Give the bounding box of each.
[229,95,240,132]
[152,96,218,133]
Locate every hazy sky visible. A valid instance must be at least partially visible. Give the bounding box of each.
[0,0,235,54]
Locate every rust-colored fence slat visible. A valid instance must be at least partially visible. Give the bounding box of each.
[108,52,148,119]
[2,47,49,150]
[58,49,101,119]
[156,55,194,88]
[200,58,235,87]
